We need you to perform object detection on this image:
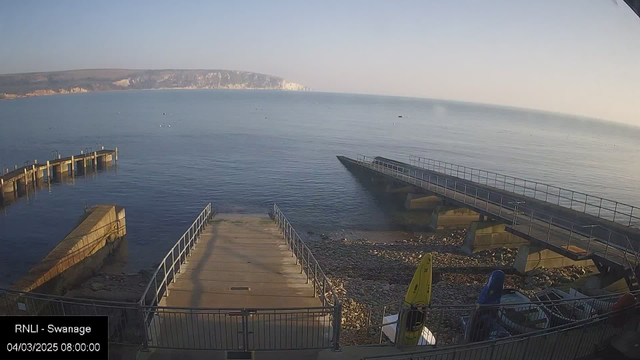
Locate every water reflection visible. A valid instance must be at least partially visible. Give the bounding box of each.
[0,161,117,212]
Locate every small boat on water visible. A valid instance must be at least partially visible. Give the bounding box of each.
[535,288,597,326]
[498,289,549,334]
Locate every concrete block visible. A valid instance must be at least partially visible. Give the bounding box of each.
[514,245,594,274]
[386,185,416,194]
[462,221,529,254]
[430,206,480,230]
[12,204,126,294]
[1,179,13,194]
[404,194,442,210]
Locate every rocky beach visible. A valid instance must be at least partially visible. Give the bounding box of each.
[306,228,593,345]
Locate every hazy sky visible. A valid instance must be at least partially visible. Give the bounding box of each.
[1,1,639,125]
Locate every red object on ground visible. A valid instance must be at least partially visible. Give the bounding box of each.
[611,293,637,328]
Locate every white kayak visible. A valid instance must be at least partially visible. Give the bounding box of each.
[381,314,436,345]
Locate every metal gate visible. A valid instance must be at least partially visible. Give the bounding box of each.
[143,305,340,351]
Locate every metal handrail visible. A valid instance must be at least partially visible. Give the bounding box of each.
[363,301,640,359]
[271,204,342,351]
[139,203,214,306]
[356,155,639,268]
[407,155,639,228]
[272,203,340,307]
[367,288,640,314]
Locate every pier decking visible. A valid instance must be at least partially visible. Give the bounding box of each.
[161,214,321,308]
[0,148,118,200]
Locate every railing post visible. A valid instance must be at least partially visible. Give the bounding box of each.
[314,262,317,297]
[489,341,497,360]
[474,188,478,207]
[332,302,342,351]
[177,240,182,268]
[300,243,304,274]
[613,203,619,223]
[545,184,549,201]
[322,278,326,306]
[394,307,407,349]
[568,224,573,247]
[570,192,574,209]
[485,190,489,211]
[529,211,534,235]
[463,184,467,204]
[139,306,150,351]
[171,249,176,282]
[631,207,635,227]
[598,198,603,217]
[163,261,168,297]
[153,275,158,306]
[306,251,310,283]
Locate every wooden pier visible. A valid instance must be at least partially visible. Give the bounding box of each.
[1,148,118,201]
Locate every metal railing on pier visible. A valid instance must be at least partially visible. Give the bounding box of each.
[407,155,639,228]
[272,203,340,308]
[362,292,640,360]
[364,290,638,349]
[139,203,214,307]
[1,203,341,352]
[1,288,145,345]
[271,203,342,349]
[144,305,336,350]
[356,155,639,270]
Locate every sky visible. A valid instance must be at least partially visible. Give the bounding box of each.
[1,0,639,126]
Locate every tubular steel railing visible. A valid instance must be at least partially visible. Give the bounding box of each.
[143,305,337,350]
[271,203,342,350]
[1,204,341,352]
[407,155,639,228]
[363,297,640,360]
[356,155,639,270]
[272,203,340,308]
[365,290,638,349]
[1,288,145,345]
[139,203,214,307]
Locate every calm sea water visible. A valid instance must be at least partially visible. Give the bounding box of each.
[1,90,639,287]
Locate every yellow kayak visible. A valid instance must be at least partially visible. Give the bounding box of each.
[403,253,433,346]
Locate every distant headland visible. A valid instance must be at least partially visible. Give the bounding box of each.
[0,69,309,99]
